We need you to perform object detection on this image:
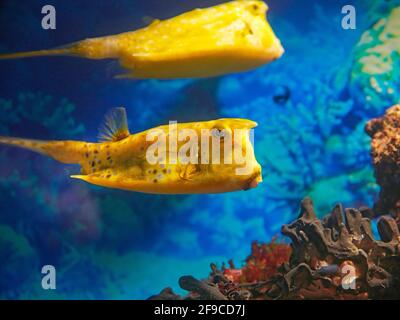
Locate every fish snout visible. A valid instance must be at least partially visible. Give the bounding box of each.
[244,168,263,190]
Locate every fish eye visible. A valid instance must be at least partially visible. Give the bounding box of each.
[250,3,260,13]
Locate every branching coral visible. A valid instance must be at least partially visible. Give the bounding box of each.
[270,198,400,300]
[151,198,400,300]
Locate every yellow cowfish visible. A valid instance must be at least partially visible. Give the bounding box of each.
[0,0,283,79]
[0,108,262,194]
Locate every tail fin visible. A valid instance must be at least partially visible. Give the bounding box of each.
[0,48,72,60]
[0,136,86,164]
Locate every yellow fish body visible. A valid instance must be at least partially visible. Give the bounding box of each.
[0,1,283,79]
[0,108,262,194]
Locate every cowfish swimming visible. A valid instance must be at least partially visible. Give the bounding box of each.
[0,1,284,79]
[0,108,262,194]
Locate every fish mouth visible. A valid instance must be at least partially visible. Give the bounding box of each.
[244,169,263,191]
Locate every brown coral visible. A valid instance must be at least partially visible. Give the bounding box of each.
[264,198,400,299]
[149,198,400,300]
[365,104,400,219]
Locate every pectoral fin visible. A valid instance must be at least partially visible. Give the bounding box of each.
[70,172,117,188]
[70,172,150,192]
[179,164,201,181]
[142,16,161,27]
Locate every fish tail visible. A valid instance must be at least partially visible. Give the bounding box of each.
[0,48,73,60]
[0,36,120,61]
[0,136,87,164]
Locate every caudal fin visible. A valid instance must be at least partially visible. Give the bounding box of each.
[0,136,86,164]
[0,48,73,60]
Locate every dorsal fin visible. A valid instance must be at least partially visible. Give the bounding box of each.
[98,107,130,142]
[142,16,161,27]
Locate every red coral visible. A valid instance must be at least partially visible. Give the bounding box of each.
[223,239,291,283]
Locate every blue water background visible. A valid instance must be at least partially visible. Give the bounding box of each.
[0,0,394,299]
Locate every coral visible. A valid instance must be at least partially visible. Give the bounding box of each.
[365,104,400,218]
[222,240,291,284]
[152,198,400,300]
[268,198,400,300]
[350,7,400,117]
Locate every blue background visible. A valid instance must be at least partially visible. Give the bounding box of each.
[0,0,398,299]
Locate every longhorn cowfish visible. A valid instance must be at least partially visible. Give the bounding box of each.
[0,1,284,79]
[0,108,262,194]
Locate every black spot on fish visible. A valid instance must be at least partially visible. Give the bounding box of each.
[153,179,158,183]
[94,150,99,154]
[85,153,89,158]
[91,161,95,167]
[153,169,157,174]
[163,169,167,174]
[273,85,291,105]
[106,174,111,178]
